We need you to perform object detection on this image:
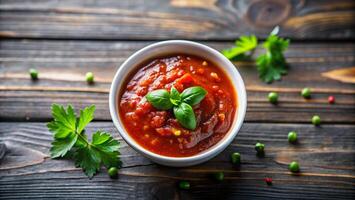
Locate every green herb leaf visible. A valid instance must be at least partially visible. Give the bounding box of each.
[50,132,78,158]
[170,86,181,106]
[75,131,88,148]
[256,33,289,83]
[222,35,258,60]
[47,104,121,178]
[74,145,101,178]
[47,104,76,139]
[77,105,95,134]
[181,86,207,106]
[222,27,290,83]
[256,53,287,83]
[75,131,121,178]
[173,102,196,130]
[146,89,173,110]
[263,34,289,55]
[92,131,121,169]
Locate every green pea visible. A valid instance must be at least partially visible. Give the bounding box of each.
[86,72,94,83]
[268,92,278,104]
[288,131,298,143]
[312,115,321,126]
[289,161,300,172]
[29,68,38,80]
[231,152,241,165]
[108,167,118,178]
[213,172,224,182]
[178,180,190,190]
[255,142,265,155]
[301,88,311,98]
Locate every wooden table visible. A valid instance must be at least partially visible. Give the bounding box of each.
[1,0,354,199]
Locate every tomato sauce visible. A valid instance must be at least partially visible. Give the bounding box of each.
[119,55,237,157]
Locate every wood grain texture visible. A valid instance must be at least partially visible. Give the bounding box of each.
[0,0,354,40]
[322,67,355,84]
[0,122,354,200]
[1,40,354,122]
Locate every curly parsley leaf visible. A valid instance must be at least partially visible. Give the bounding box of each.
[47,104,121,178]
[256,32,289,83]
[222,35,258,60]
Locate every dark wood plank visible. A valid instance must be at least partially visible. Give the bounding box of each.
[1,40,354,122]
[0,0,354,40]
[0,122,354,199]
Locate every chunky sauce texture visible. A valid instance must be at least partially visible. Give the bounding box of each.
[119,55,237,157]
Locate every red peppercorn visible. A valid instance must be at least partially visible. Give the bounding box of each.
[328,96,335,104]
[264,177,272,185]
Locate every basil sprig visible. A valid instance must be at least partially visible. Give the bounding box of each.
[145,86,207,130]
[146,89,173,110]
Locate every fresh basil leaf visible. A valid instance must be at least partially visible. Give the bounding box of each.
[146,89,173,110]
[181,86,207,106]
[170,86,181,106]
[173,102,196,130]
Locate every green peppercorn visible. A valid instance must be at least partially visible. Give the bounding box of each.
[288,131,298,143]
[312,115,321,126]
[86,72,94,83]
[268,92,278,104]
[108,167,118,178]
[178,180,190,190]
[289,161,300,172]
[213,172,224,182]
[255,142,265,155]
[231,152,241,165]
[301,88,311,98]
[29,68,38,80]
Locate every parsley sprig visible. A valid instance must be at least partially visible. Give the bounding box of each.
[47,104,121,178]
[222,35,258,61]
[222,27,290,83]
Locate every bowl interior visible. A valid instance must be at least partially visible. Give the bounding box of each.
[109,40,247,163]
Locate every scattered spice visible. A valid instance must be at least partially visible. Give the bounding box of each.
[255,142,265,156]
[108,167,118,178]
[264,177,272,185]
[29,68,38,80]
[312,115,321,126]
[301,88,311,99]
[213,172,224,182]
[179,180,190,190]
[86,72,94,84]
[288,131,298,143]
[268,92,278,104]
[289,161,300,173]
[231,152,241,165]
[328,96,335,104]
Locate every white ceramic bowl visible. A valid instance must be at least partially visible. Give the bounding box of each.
[109,40,247,167]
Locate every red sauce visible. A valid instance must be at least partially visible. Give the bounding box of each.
[119,55,237,157]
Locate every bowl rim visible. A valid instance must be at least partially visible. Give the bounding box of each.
[109,40,247,163]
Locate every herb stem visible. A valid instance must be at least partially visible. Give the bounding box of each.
[77,131,91,147]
